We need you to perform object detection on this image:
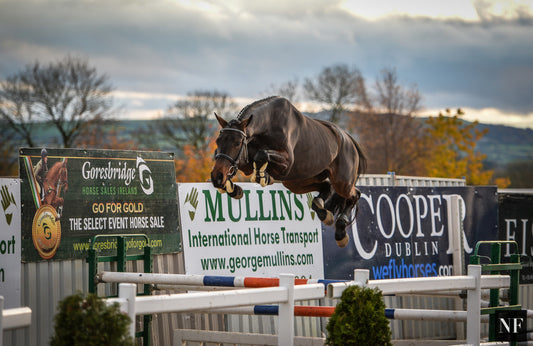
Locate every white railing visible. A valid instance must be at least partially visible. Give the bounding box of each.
[358,173,466,187]
[107,274,324,346]
[328,265,509,346]
[106,264,512,346]
[0,296,32,346]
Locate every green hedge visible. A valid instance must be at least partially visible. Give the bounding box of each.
[326,285,392,346]
[50,292,134,346]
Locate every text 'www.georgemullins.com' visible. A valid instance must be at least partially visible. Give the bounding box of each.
[200,251,315,273]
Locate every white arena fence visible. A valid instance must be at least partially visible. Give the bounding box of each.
[358,173,466,187]
[0,296,31,346]
[106,264,510,346]
[5,173,509,346]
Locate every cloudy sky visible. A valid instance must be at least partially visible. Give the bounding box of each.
[1,0,533,128]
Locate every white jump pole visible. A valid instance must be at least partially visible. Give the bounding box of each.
[466,264,481,346]
[449,194,466,339]
[278,274,295,346]
[118,283,137,340]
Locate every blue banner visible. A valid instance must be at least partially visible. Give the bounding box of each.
[322,186,498,280]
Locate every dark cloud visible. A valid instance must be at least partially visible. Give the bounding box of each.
[1,0,532,121]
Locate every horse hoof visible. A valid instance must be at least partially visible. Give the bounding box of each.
[335,233,350,248]
[228,185,243,199]
[323,211,334,225]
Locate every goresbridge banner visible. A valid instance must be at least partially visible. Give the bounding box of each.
[19,148,180,262]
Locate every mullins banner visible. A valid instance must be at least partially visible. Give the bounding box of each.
[179,183,324,279]
[19,148,181,262]
[323,186,498,280]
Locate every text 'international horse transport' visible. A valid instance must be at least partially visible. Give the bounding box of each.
[210,96,366,247]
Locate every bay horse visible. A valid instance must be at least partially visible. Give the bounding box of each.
[211,96,366,247]
[42,159,68,218]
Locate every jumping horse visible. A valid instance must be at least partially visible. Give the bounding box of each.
[42,159,68,218]
[210,96,366,247]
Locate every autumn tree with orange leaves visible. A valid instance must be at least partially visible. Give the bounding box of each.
[423,108,509,187]
[175,137,216,182]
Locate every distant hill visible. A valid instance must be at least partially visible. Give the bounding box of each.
[306,112,533,167]
[476,123,533,165]
[8,117,533,170]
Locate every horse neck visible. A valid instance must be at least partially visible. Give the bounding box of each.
[45,163,61,183]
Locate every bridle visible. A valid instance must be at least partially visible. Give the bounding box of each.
[43,165,68,197]
[214,127,247,179]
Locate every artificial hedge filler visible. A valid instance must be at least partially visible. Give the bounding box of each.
[326,285,392,346]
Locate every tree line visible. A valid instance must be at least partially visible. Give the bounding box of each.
[0,56,520,187]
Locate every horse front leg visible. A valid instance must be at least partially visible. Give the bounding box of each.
[218,179,244,199]
[250,150,273,187]
[311,182,335,226]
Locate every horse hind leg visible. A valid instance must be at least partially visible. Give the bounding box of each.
[334,187,362,248]
[334,197,354,248]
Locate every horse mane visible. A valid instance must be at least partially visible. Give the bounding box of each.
[237,96,279,120]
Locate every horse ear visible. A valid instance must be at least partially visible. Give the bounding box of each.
[241,114,252,129]
[214,112,228,128]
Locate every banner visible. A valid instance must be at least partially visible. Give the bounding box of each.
[498,192,533,284]
[0,178,21,308]
[179,183,324,279]
[20,148,180,261]
[323,186,498,280]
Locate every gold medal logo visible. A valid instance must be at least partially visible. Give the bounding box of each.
[32,204,61,259]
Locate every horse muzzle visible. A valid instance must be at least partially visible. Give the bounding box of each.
[211,170,226,189]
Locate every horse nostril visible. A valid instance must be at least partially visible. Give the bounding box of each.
[216,172,224,185]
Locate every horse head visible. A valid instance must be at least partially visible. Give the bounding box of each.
[211,113,251,189]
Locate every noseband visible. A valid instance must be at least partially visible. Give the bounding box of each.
[215,127,247,178]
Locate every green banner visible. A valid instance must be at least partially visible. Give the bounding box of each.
[20,148,181,262]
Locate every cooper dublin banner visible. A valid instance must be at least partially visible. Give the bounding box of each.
[179,183,324,279]
[20,148,180,261]
[323,186,498,280]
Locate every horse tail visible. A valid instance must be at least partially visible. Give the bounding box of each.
[350,135,367,177]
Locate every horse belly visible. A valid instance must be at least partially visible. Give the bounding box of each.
[286,148,335,180]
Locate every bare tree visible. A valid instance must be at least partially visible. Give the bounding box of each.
[303,64,368,123]
[0,127,19,176]
[152,90,239,152]
[374,67,421,116]
[350,68,426,174]
[0,74,37,147]
[0,56,114,148]
[262,78,300,104]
